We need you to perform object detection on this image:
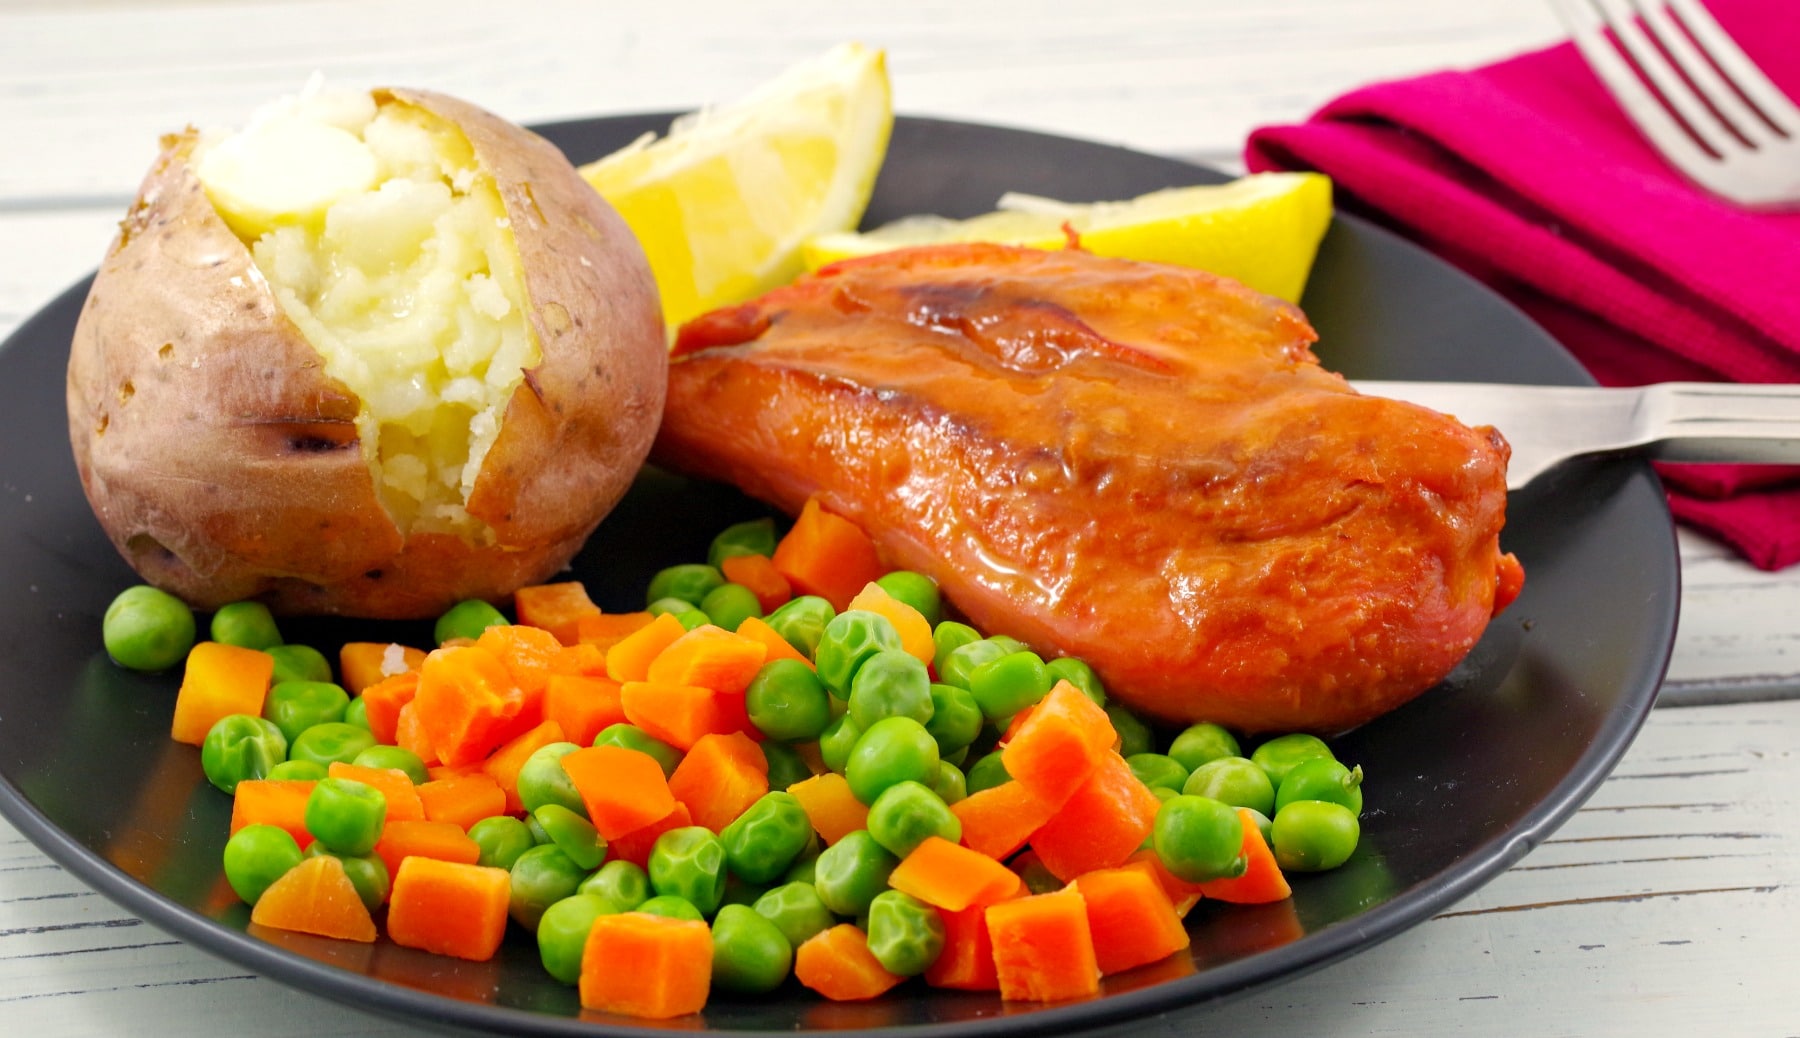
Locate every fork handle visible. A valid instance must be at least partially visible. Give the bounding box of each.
[1646,383,1800,466]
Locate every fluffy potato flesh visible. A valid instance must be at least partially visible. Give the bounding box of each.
[199,95,539,540]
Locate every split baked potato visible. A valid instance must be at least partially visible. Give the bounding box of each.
[67,87,667,618]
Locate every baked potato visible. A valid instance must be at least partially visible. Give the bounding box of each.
[67,87,667,618]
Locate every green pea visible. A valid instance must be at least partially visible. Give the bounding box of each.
[266,759,327,781]
[200,714,287,794]
[469,816,536,871]
[759,739,815,793]
[673,609,712,631]
[866,781,960,857]
[647,596,699,618]
[646,564,725,609]
[304,776,387,857]
[865,889,946,976]
[649,826,727,917]
[818,714,863,775]
[534,804,606,871]
[708,517,779,568]
[1251,733,1336,788]
[342,696,370,731]
[814,611,903,698]
[222,824,303,904]
[845,716,939,805]
[210,601,282,651]
[509,844,588,931]
[783,850,821,886]
[930,621,983,674]
[518,742,587,816]
[265,643,332,685]
[1127,753,1190,793]
[1153,794,1247,883]
[1106,703,1155,758]
[935,637,1009,691]
[288,721,377,770]
[721,792,814,886]
[1045,657,1106,707]
[968,651,1052,722]
[847,649,934,729]
[700,583,763,632]
[636,895,704,922]
[434,599,507,645]
[812,830,897,917]
[1183,756,1276,817]
[764,596,836,659]
[1014,852,1063,895]
[1168,723,1242,772]
[1276,758,1365,816]
[537,893,622,985]
[932,761,968,805]
[580,859,650,909]
[304,843,389,912]
[874,571,941,626]
[752,881,836,949]
[710,903,794,994]
[527,815,552,845]
[746,659,832,743]
[262,681,351,746]
[923,683,982,757]
[102,585,196,672]
[592,724,681,778]
[351,745,428,785]
[964,751,1010,795]
[1272,800,1360,871]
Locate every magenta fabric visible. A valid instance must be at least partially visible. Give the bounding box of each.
[1245,0,1800,570]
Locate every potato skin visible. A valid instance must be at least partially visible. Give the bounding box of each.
[66,88,666,618]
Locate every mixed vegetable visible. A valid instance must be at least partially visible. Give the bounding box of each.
[103,494,1367,1019]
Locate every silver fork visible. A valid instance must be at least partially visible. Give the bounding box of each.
[1352,381,1800,489]
[1550,0,1800,208]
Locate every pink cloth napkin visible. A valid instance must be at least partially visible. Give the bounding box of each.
[1245,0,1800,570]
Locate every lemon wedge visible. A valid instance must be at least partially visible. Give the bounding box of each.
[580,42,893,336]
[802,172,1333,303]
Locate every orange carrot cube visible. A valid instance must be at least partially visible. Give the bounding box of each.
[1027,751,1161,882]
[514,581,602,646]
[387,857,511,961]
[561,744,677,840]
[579,912,713,1018]
[889,836,1025,911]
[1070,867,1191,975]
[1000,680,1116,805]
[170,642,274,745]
[985,887,1101,1002]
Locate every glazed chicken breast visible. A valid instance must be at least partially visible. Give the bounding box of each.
[654,243,1519,733]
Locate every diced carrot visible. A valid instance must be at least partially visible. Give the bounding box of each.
[620,679,745,751]
[543,674,627,748]
[667,731,768,832]
[480,719,568,815]
[411,644,525,768]
[607,801,693,868]
[1195,807,1293,904]
[1000,680,1116,806]
[1121,849,1204,918]
[561,745,677,841]
[229,779,316,849]
[1027,751,1162,882]
[645,624,768,696]
[416,772,508,831]
[579,912,713,1018]
[373,819,482,882]
[514,581,603,646]
[326,762,425,823]
[170,642,274,745]
[771,496,886,612]
[1069,867,1190,975]
[845,582,934,665]
[549,641,608,678]
[787,772,870,846]
[393,699,440,768]
[950,781,1058,861]
[720,553,793,613]
[359,671,420,746]
[387,857,511,962]
[248,854,376,942]
[889,836,1024,911]
[985,887,1101,1003]
[735,616,814,668]
[923,904,1001,991]
[576,611,656,652]
[604,612,689,683]
[474,624,560,742]
[338,641,426,696]
[794,923,906,1001]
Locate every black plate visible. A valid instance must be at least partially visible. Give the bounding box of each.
[0,115,1677,1036]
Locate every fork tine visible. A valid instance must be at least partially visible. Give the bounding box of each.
[1552,0,1717,169]
[1592,0,1736,156]
[1637,0,1783,146]
[1663,0,1800,130]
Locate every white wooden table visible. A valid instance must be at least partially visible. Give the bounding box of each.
[2,2,1795,1034]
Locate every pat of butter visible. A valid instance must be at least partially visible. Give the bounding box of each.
[196,119,379,240]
